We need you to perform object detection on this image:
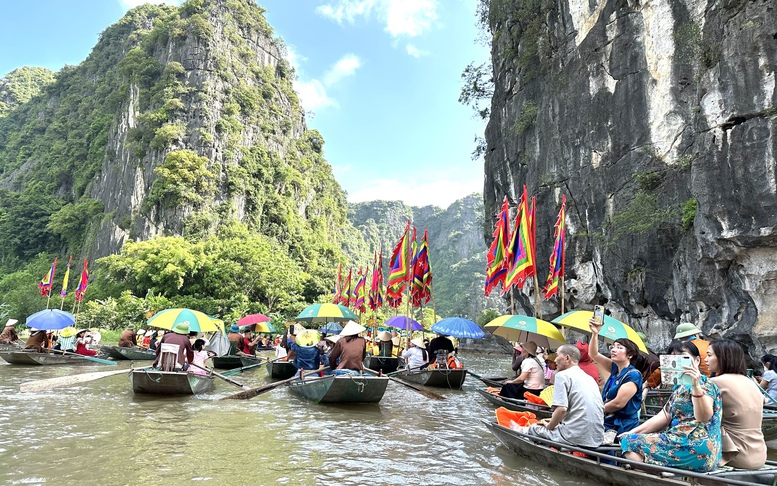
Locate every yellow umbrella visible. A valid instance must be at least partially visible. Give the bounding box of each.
[551,310,647,352]
[146,308,220,333]
[484,315,565,349]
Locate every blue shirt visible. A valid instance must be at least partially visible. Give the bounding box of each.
[287,339,321,370]
[602,362,643,433]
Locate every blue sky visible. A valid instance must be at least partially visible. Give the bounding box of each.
[0,0,489,208]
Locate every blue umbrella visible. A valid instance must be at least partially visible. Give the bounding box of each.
[384,316,422,331]
[25,309,76,330]
[321,322,343,335]
[431,317,485,339]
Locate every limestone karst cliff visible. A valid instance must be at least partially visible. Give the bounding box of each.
[482,0,777,353]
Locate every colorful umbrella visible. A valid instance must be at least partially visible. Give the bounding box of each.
[295,303,358,323]
[484,315,565,349]
[147,308,220,333]
[431,317,485,339]
[551,310,647,352]
[237,313,270,326]
[25,309,76,330]
[320,322,343,335]
[384,316,422,331]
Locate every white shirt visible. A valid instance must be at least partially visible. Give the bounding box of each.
[402,347,426,370]
[521,357,546,390]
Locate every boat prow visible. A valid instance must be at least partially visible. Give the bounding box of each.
[394,368,467,389]
[130,369,215,395]
[0,350,102,365]
[288,374,389,404]
[266,360,298,380]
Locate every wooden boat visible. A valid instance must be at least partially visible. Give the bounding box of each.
[476,389,553,418]
[484,420,777,486]
[129,369,215,395]
[267,360,298,379]
[288,374,389,404]
[210,354,262,370]
[0,350,102,365]
[479,376,509,387]
[0,343,22,351]
[100,345,155,361]
[363,355,400,374]
[394,368,467,389]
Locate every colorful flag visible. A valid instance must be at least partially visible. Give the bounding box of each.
[412,228,431,306]
[332,263,342,304]
[504,187,536,292]
[387,221,411,299]
[543,195,567,299]
[75,259,89,302]
[374,250,385,309]
[368,252,379,311]
[485,197,510,296]
[60,256,72,299]
[38,258,58,297]
[387,293,402,308]
[339,268,352,307]
[354,268,366,313]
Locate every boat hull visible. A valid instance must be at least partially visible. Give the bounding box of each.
[211,355,261,370]
[363,355,400,374]
[101,345,155,361]
[476,389,553,418]
[288,374,389,403]
[267,360,298,379]
[130,370,215,395]
[0,350,100,365]
[395,368,467,389]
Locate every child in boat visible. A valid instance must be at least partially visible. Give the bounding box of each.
[191,339,211,375]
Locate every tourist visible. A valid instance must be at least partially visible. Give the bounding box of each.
[74,329,98,356]
[674,322,711,376]
[118,327,137,348]
[707,339,766,469]
[517,344,604,447]
[544,353,558,385]
[0,319,19,344]
[328,321,367,373]
[153,323,194,371]
[511,343,524,377]
[427,332,455,368]
[24,329,48,352]
[499,341,545,400]
[142,330,153,348]
[191,338,212,375]
[287,328,322,371]
[759,355,777,400]
[320,334,340,373]
[574,341,600,386]
[401,337,426,371]
[56,327,76,352]
[632,331,660,384]
[588,318,642,435]
[620,341,721,472]
[241,328,261,355]
[376,330,393,357]
[227,324,245,355]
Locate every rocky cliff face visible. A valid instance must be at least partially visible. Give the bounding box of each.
[483,0,776,353]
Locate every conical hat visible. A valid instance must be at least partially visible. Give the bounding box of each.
[411,338,425,349]
[296,329,320,347]
[5,319,18,328]
[340,321,365,337]
[377,331,392,341]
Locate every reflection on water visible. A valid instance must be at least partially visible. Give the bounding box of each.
[13,351,774,485]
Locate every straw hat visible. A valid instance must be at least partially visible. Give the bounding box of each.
[340,321,365,337]
[5,319,18,328]
[136,329,145,335]
[545,353,558,362]
[60,327,76,338]
[410,338,425,349]
[296,329,320,347]
[522,341,538,356]
[674,323,702,339]
[173,322,189,335]
[145,330,155,337]
[377,331,392,342]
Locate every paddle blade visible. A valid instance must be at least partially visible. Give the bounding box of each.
[20,368,129,393]
[221,381,284,400]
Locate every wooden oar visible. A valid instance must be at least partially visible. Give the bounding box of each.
[20,366,150,393]
[48,348,117,365]
[221,367,328,400]
[188,363,250,390]
[364,367,446,400]
[220,361,265,377]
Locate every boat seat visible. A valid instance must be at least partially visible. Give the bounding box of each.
[159,343,181,371]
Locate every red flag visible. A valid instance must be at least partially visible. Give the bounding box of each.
[543,195,567,299]
[340,268,352,307]
[485,197,510,296]
[74,259,89,302]
[412,228,431,306]
[387,221,411,298]
[332,263,342,304]
[504,187,536,292]
[354,268,366,313]
[38,258,58,297]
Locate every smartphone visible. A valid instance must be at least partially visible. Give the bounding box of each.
[593,305,605,327]
[659,355,694,387]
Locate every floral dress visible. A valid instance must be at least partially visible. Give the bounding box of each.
[621,375,721,472]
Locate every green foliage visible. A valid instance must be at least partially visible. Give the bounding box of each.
[0,189,64,263]
[682,198,697,231]
[47,199,105,252]
[610,192,677,240]
[188,14,214,42]
[0,255,60,321]
[459,62,493,120]
[635,172,662,192]
[514,101,538,134]
[477,308,501,327]
[0,67,56,117]
[147,149,215,208]
[674,22,721,70]
[151,121,187,149]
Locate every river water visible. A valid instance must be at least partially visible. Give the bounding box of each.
[6,351,756,486]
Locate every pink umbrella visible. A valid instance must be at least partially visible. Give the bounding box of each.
[237,314,270,326]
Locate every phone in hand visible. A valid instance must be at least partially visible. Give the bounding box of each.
[659,355,694,387]
[593,305,605,327]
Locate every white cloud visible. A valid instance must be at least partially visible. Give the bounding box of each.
[293,79,337,112]
[317,0,439,39]
[346,176,482,208]
[323,54,362,86]
[405,44,429,58]
[119,0,181,9]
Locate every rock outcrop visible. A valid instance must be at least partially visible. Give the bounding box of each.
[483,0,776,353]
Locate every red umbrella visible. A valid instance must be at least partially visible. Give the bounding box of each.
[237,314,270,326]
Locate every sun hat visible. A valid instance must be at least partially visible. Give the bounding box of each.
[230,324,240,333]
[324,334,341,344]
[410,337,425,349]
[145,330,155,337]
[173,322,190,335]
[377,330,392,342]
[76,328,89,336]
[136,329,145,335]
[545,353,558,362]
[391,336,401,347]
[60,326,76,338]
[293,324,306,336]
[5,319,18,327]
[296,329,321,347]
[340,321,366,337]
[522,341,538,356]
[674,323,702,339]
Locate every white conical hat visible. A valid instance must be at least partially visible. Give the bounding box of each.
[4,319,17,327]
[340,320,366,337]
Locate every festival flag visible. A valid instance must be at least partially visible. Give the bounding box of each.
[484,197,510,296]
[354,268,366,313]
[387,221,411,299]
[38,258,58,297]
[543,195,567,299]
[375,250,385,309]
[504,187,536,292]
[74,259,89,302]
[368,252,379,310]
[340,267,352,307]
[412,228,431,306]
[332,263,343,304]
[60,256,72,299]
[387,293,402,308]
